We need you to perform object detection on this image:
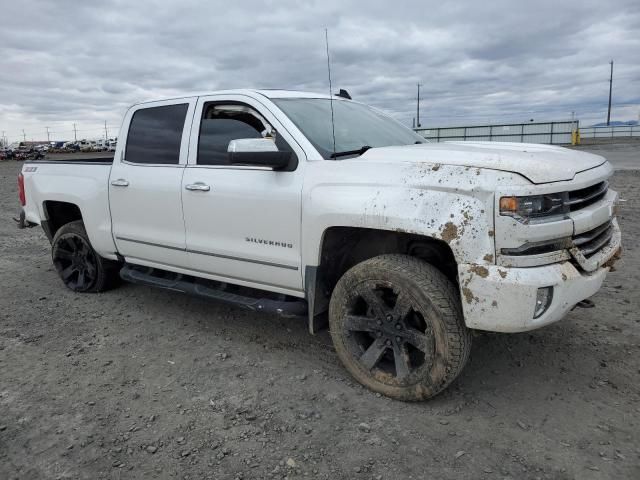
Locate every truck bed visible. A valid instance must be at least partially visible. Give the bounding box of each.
[20,158,116,256]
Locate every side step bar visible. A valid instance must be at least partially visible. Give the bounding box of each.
[120,264,307,317]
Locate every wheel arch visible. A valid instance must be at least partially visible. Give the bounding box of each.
[306,226,458,333]
[42,200,83,242]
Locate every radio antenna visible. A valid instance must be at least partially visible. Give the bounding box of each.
[325,28,336,156]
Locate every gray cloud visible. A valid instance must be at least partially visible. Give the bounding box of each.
[1,0,639,143]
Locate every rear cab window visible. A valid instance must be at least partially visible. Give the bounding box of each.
[125,104,189,165]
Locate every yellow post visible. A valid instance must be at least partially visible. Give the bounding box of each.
[571,128,581,146]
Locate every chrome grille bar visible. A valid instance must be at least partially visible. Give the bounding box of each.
[572,220,615,257]
[566,181,609,210]
[572,220,612,247]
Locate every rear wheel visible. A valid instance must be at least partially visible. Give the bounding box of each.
[329,254,471,401]
[51,220,120,292]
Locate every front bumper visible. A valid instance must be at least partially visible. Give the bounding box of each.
[458,223,621,333]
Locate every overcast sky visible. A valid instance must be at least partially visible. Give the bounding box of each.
[1,0,639,143]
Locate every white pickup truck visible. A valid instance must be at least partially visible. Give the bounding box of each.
[18,89,622,401]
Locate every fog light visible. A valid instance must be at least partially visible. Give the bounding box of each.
[533,286,553,319]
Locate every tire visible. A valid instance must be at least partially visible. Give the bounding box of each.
[329,254,471,401]
[51,220,121,293]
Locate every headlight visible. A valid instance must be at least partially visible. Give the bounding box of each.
[500,193,567,221]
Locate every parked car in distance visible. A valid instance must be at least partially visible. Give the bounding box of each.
[17,89,622,401]
[77,140,93,152]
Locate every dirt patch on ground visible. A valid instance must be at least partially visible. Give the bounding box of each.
[0,160,639,479]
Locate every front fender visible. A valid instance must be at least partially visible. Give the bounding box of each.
[302,170,496,269]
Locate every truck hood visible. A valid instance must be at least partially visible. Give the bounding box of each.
[359,141,607,184]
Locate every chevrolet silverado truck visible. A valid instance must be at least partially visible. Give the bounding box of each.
[17,90,622,401]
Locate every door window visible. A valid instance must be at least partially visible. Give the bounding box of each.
[197,103,296,168]
[125,103,188,165]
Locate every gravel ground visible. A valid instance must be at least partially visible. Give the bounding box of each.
[571,141,640,170]
[0,158,638,480]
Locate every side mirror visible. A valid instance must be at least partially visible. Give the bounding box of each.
[227,138,291,170]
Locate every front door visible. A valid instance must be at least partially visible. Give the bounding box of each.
[181,95,305,295]
[109,98,195,269]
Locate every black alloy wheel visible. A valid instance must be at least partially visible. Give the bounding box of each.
[343,280,433,383]
[53,233,98,291]
[329,254,471,401]
[51,220,121,293]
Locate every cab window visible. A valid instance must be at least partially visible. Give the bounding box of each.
[197,103,297,168]
[125,104,188,165]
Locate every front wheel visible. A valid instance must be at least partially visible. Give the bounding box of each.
[51,220,120,293]
[329,254,471,401]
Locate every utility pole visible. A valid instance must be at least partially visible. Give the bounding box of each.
[606,60,613,126]
[1,131,5,148]
[46,127,50,143]
[22,129,26,142]
[416,83,422,128]
[73,123,77,142]
[104,120,108,141]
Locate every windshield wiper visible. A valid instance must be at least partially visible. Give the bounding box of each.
[330,145,372,159]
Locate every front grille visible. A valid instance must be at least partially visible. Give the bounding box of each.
[566,181,608,212]
[572,220,614,258]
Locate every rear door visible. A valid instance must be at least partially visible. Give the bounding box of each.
[182,94,305,294]
[109,98,196,269]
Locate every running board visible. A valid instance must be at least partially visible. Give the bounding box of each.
[120,264,307,317]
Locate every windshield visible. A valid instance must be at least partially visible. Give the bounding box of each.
[273,98,426,159]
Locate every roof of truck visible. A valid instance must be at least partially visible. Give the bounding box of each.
[132,89,340,107]
[255,89,337,99]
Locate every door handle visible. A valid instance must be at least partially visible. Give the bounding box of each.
[111,179,129,187]
[185,182,211,192]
